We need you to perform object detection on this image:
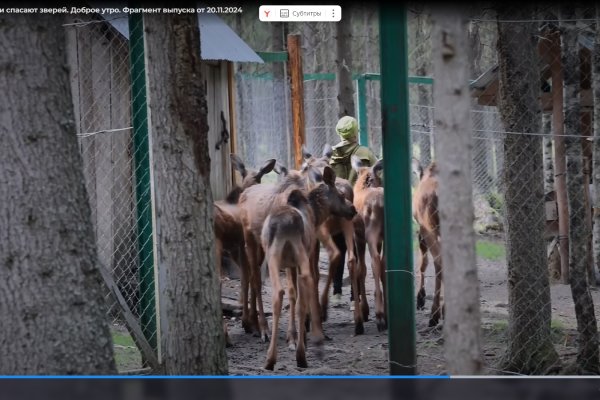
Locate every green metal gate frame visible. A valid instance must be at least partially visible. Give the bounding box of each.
[129,14,158,356]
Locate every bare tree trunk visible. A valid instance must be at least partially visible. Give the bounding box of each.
[543,113,555,194]
[431,7,482,375]
[495,5,560,374]
[336,10,355,118]
[0,14,117,374]
[594,6,600,282]
[143,13,228,375]
[415,7,432,166]
[560,8,600,374]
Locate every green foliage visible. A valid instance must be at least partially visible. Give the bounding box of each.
[486,191,504,214]
[476,240,506,261]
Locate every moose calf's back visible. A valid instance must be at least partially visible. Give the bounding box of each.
[412,163,440,237]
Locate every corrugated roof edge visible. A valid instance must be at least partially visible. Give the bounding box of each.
[84,2,263,63]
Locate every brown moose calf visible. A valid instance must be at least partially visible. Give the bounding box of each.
[260,166,356,370]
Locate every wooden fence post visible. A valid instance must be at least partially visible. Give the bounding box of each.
[287,34,306,170]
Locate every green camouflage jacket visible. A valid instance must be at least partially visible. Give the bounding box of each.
[329,141,378,186]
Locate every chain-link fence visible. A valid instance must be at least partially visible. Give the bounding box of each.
[65,14,152,371]
[235,61,292,179]
[230,6,600,376]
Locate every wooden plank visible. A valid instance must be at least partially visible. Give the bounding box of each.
[119,368,152,375]
[64,20,81,136]
[545,200,558,221]
[97,259,161,371]
[91,25,115,284]
[220,61,233,197]
[205,63,227,201]
[227,63,238,155]
[287,34,306,170]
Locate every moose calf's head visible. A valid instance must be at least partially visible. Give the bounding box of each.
[305,165,357,221]
[351,156,384,189]
[230,153,276,190]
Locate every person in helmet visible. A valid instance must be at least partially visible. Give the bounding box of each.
[329,115,378,308]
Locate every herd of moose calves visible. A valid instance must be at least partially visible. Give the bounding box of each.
[213,145,441,370]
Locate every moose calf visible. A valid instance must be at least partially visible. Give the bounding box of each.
[261,166,356,370]
[411,158,443,327]
[351,156,386,332]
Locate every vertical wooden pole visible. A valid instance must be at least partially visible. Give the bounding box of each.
[287,34,306,170]
[551,30,570,284]
[582,110,594,286]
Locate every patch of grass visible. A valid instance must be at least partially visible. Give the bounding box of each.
[491,320,508,332]
[411,229,505,262]
[112,331,136,347]
[551,319,566,331]
[485,320,508,341]
[486,191,504,214]
[476,240,505,261]
[112,330,142,372]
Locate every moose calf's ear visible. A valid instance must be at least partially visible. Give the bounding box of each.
[230,153,247,178]
[302,144,312,160]
[351,155,363,172]
[274,162,289,177]
[373,158,383,173]
[257,158,277,179]
[287,189,307,208]
[322,143,333,159]
[309,167,323,184]
[411,158,423,180]
[322,165,336,185]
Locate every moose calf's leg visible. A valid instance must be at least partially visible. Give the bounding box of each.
[368,235,386,332]
[416,232,428,311]
[424,231,442,327]
[265,256,284,371]
[354,229,370,322]
[243,236,260,334]
[286,267,298,350]
[318,232,342,322]
[296,272,309,369]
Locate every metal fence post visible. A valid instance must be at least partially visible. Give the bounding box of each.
[357,75,369,146]
[129,13,157,352]
[380,4,416,374]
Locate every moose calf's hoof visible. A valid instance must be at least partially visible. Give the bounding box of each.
[314,341,324,361]
[264,361,275,371]
[355,322,365,335]
[321,305,329,322]
[416,290,426,310]
[376,317,387,333]
[362,307,370,322]
[296,356,308,369]
[242,319,253,334]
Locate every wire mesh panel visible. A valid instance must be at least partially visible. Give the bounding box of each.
[65,14,151,369]
[223,5,600,376]
[408,7,600,375]
[304,78,340,154]
[235,68,293,177]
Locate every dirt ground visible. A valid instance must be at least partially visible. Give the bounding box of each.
[222,234,600,376]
